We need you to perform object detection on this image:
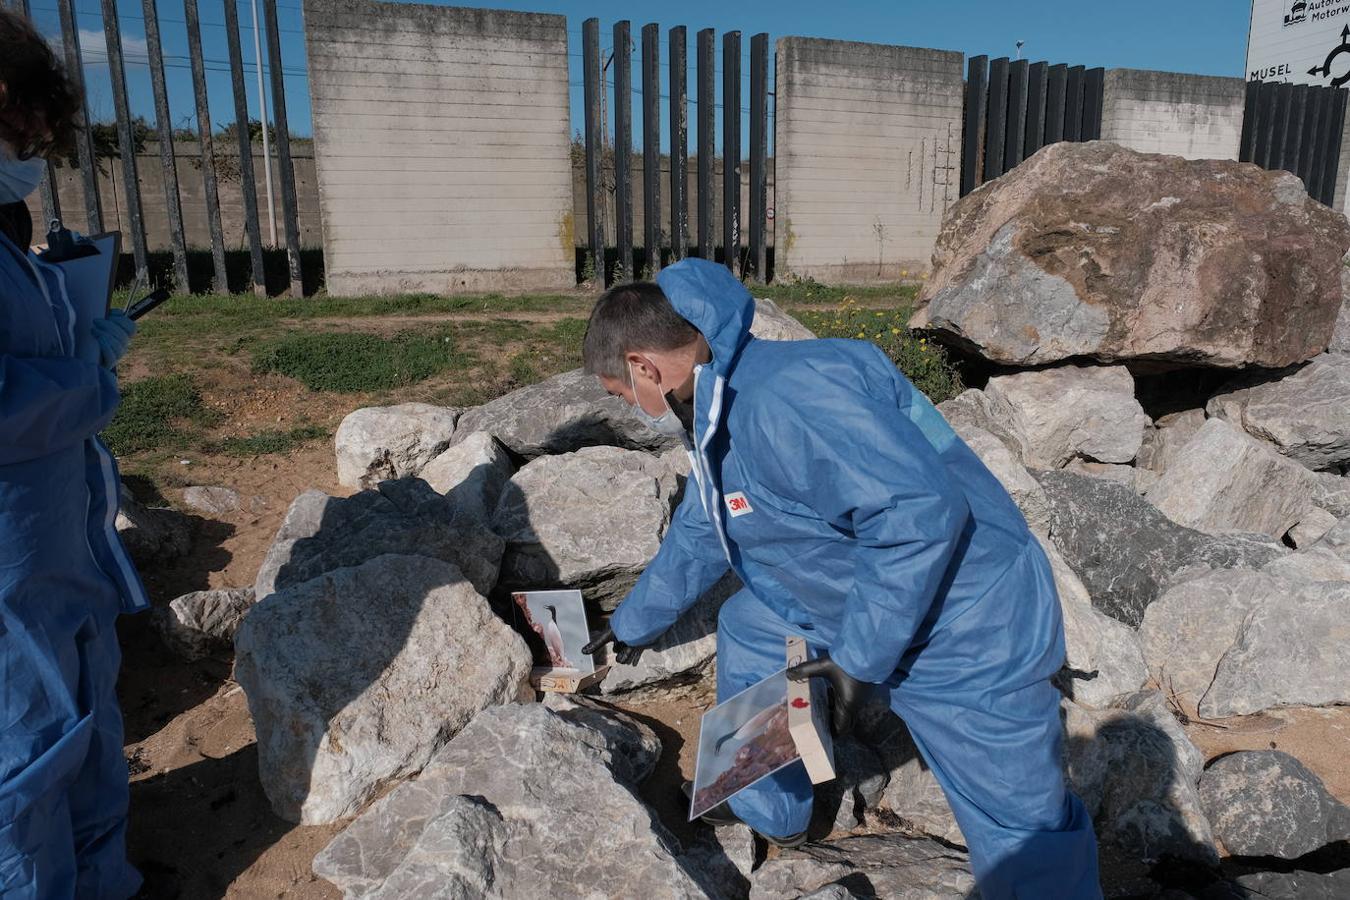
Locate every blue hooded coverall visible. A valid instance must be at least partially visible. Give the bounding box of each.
[0,230,147,899]
[610,259,1101,899]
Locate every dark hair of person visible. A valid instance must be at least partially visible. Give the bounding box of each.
[0,8,84,159]
[582,281,700,380]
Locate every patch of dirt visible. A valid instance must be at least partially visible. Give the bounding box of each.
[1185,706,1350,802]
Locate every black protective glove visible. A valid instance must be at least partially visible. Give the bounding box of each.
[786,656,868,736]
[581,626,645,666]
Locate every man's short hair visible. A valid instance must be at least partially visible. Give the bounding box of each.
[582,281,700,380]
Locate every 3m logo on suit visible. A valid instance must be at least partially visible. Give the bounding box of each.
[726,492,754,517]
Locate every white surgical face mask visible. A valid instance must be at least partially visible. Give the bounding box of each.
[627,361,688,438]
[0,143,44,204]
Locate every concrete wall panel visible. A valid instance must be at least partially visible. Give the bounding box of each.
[1100,69,1245,161]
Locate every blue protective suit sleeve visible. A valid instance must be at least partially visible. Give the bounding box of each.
[746,382,971,684]
[0,354,120,466]
[609,476,732,646]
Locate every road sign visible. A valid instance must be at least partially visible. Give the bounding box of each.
[1247,1,1350,87]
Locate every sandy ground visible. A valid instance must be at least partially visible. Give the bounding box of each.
[118,442,1350,898]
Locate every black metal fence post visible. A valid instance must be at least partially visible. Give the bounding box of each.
[1065,65,1085,141]
[669,26,688,262]
[1297,85,1322,181]
[748,32,768,282]
[613,21,633,281]
[223,0,267,296]
[1083,67,1105,139]
[140,0,189,292]
[1255,81,1279,168]
[960,55,988,196]
[696,28,714,259]
[1004,58,1029,171]
[1307,87,1331,201]
[642,23,660,276]
[1045,63,1068,145]
[1283,84,1309,174]
[263,0,303,297]
[984,57,1009,182]
[1025,61,1048,159]
[1318,88,1346,206]
[722,30,741,273]
[55,0,102,233]
[582,18,604,283]
[184,0,228,293]
[99,0,147,282]
[1238,80,1261,163]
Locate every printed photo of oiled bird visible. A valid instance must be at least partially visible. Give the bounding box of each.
[511,589,595,675]
[690,670,799,820]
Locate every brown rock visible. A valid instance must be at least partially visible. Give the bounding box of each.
[911,142,1350,368]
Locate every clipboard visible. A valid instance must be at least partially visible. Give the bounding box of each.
[36,230,121,352]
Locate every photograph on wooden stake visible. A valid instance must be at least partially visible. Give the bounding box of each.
[511,589,595,676]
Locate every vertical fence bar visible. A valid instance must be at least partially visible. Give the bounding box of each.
[960,55,988,196]
[582,19,604,282]
[642,23,660,275]
[749,32,768,282]
[1254,82,1279,168]
[223,0,266,295]
[1283,84,1309,175]
[184,0,228,292]
[1297,85,1323,185]
[55,0,102,233]
[1307,88,1330,201]
[1270,84,1292,170]
[1318,88,1346,206]
[613,21,633,281]
[984,57,1009,182]
[669,26,688,262]
[264,0,303,296]
[723,30,741,272]
[696,28,714,258]
[1083,67,1105,139]
[1004,59,1029,171]
[100,0,147,281]
[1024,61,1048,159]
[1064,65,1085,141]
[141,0,188,291]
[15,0,61,229]
[1045,63,1067,144]
[1238,79,1261,163]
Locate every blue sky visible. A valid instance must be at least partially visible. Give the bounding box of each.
[25,0,1254,142]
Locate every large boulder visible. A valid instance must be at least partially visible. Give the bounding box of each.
[1198,750,1350,859]
[1331,265,1350,354]
[1207,354,1350,472]
[1147,418,1317,539]
[748,834,975,900]
[181,485,242,516]
[1035,469,1284,626]
[1136,409,1205,477]
[234,554,533,824]
[1263,515,1350,580]
[949,423,1051,531]
[984,365,1149,467]
[492,446,680,609]
[451,368,676,460]
[152,587,255,661]
[878,729,966,847]
[254,478,503,600]
[313,699,719,899]
[750,297,816,341]
[115,487,192,564]
[911,141,1350,368]
[1312,471,1350,518]
[334,403,459,489]
[1202,868,1350,899]
[938,388,1022,451]
[1288,507,1339,548]
[415,431,515,523]
[1063,692,1217,866]
[1201,579,1350,717]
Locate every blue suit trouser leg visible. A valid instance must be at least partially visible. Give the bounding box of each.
[715,589,814,839]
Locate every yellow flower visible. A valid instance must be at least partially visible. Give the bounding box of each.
[856,331,866,338]
[901,269,909,277]
[875,311,884,317]
[891,327,900,335]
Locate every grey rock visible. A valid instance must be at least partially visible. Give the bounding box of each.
[416,431,515,524]
[313,702,713,899]
[115,488,192,564]
[1038,534,1148,707]
[1311,471,1350,517]
[815,736,890,833]
[1261,545,1350,582]
[1201,868,1350,899]
[879,731,965,847]
[1064,460,1140,490]
[748,834,975,900]
[254,478,503,600]
[234,554,532,825]
[602,572,740,693]
[952,423,1051,532]
[1036,469,1284,626]
[750,297,816,341]
[680,822,757,899]
[938,388,1022,452]
[984,365,1150,467]
[1207,354,1350,472]
[1063,692,1218,866]
[153,587,255,661]
[1148,418,1317,539]
[1138,570,1287,708]
[1198,750,1350,859]
[181,485,241,516]
[334,403,460,489]
[1332,264,1350,353]
[1137,410,1206,477]
[1288,507,1339,548]
[452,368,676,460]
[1201,580,1350,717]
[493,446,680,609]
[798,887,864,900]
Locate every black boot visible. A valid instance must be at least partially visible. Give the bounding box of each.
[679,781,809,848]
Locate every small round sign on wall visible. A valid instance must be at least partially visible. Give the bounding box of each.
[767,207,775,220]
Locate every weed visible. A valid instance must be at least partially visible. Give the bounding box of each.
[206,424,330,456]
[251,329,473,392]
[102,374,221,455]
[758,277,918,307]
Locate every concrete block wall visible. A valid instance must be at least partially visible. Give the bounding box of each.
[773,38,963,283]
[303,0,574,294]
[1099,69,1246,161]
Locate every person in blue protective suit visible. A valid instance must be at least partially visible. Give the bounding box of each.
[580,258,1101,899]
[1,9,147,898]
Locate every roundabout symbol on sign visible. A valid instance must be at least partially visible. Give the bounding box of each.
[1308,25,1350,88]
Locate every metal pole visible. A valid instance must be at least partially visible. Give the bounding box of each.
[696,28,715,259]
[669,26,688,262]
[641,23,660,276]
[961,55,988,196]
[141,0,189,291]
[263,0,304,297]
[748,33,767,282]
[223,0,267,295]
[613,20,633,282]
[582,18,604,281]
[722,30,741,273]
[100,0,147,282]
[252,0,277,247]
[55,0,103,233]
[184,0,229,292]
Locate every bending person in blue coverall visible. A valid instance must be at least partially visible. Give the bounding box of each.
[1,10,147,898]
[581,258,1101,899]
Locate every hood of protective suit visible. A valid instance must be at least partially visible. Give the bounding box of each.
[655,258,756,382]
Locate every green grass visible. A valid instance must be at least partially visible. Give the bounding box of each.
[205,424,330,456]
[250,328,474,392]
[758,276,920,307]
[102,373,221,456]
